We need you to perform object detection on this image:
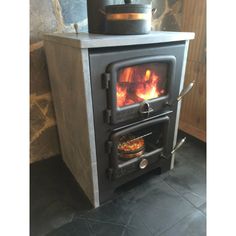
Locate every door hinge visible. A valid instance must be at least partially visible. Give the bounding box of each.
[107,168,114,181]
[102,73,111,89]
[104,109,112,124]
[106,140,113,154]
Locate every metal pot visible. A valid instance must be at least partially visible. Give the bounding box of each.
[104,0,153,35]
[87,0,113,34]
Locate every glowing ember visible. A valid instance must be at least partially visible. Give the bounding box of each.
[116,65,166,107]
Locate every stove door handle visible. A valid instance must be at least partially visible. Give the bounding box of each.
[139,107,154,114]
[139,101,154,116]
[161,137,186,160]
[177,80,195,102]
[171,137,186,154]
[166,80,195,106]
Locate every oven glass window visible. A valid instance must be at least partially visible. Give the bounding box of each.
[116,62,168,108]
[117,122,165,162]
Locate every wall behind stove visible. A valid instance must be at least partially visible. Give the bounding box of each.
[30,0,183,163]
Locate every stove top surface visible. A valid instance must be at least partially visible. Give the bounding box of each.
[44,31,195,49]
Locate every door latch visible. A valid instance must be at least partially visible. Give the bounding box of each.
[139,101,154,117]
[104,109,111,124]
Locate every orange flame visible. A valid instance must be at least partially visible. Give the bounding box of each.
[145,69,151,81]
[116,66,165,107]
[116,85,127,107]
[136,73,159,100]
[119,67,133,83]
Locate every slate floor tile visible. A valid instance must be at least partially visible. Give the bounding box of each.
[123,214,155,236]
[47,218,94,236]
[158,210,206,236]
[163,133,206,208]
[84,200,135,226]
[121,224,154,236]
[198,202,206,215]
[31,131,206,236]
[127,181,196,235]
[30,156,92,236]
[88,220,128,236]
[80,179,196,235]
[164,170,206,207]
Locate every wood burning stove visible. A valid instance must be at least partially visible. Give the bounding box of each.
[44,32,195,207]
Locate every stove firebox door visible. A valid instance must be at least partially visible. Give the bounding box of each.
[103,55,176,124]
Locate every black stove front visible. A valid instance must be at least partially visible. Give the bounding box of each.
[89,41,188,203]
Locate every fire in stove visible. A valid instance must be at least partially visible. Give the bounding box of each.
[116,64,167,108]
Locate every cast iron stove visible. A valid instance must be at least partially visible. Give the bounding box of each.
[44,31,195,207]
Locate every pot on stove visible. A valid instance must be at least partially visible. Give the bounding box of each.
[104,0,155,35]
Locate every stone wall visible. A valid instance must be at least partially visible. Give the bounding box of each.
[30,0,183,163]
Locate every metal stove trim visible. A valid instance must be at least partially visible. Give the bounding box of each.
[171,40,190,169]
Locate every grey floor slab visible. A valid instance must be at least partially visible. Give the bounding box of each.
[31,131,206,236]
[82,179,196,235]
[198,202,206,215]
[30,157,92,236]
[163,133,206,208]
[158,210,206,236]
[47,218,94,236]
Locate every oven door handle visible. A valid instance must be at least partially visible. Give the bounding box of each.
[177,80,195,102]
[167,80,195,106]
[171,137,186,154]
[161,137,186,160]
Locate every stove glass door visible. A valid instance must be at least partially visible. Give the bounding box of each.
[105,55,176,124]
[117,62,168,108]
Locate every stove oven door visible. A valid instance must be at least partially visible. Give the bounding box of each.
[102,55,176,124]
[106,115,171,180]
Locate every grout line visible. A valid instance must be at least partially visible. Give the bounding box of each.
[85,219,96,236]
[134,177,205,236]
[198,208,206,216]
[197,202,206,216]
[120,213,135,236]
[163,177,204,210]
[138,217,155,236]
[156,210,197,236]
[80,216,128,227]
